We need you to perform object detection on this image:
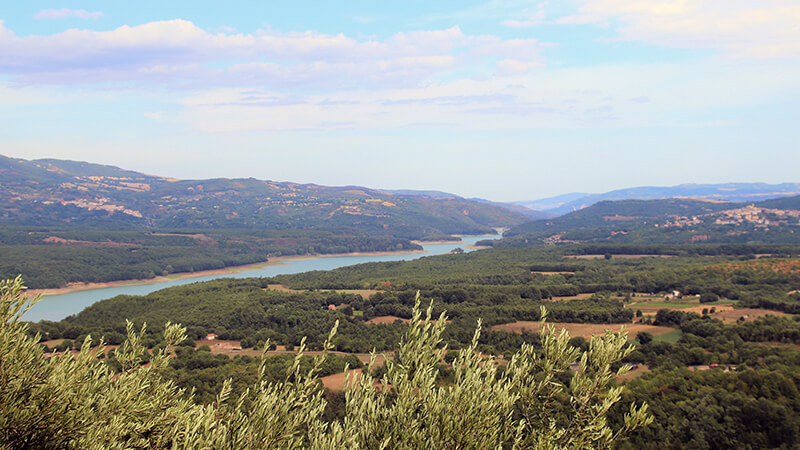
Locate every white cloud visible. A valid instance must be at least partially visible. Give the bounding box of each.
[34,8,103,20]
[495,59,543,75]
[501,3,548,27]
[172,58,800,134]
[564,0,800,58]
[0,20,550,88]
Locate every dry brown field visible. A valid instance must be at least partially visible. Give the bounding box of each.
[564,254,675,260]
[320,368,363,391]
[549,293,595,301]
[713,308,791,324]
[631,304,736,315]
[266,284,379,299]
[366,315,410,325]
[617,364,650,381]
[365,316,450,326]
[490,322,674,339]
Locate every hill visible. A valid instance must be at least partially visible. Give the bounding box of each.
[501,196,800,245]
[0,155,528,239]
[515,183,800,216]
[467,197,552,219]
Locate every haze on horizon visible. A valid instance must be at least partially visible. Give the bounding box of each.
[1,1,798,202]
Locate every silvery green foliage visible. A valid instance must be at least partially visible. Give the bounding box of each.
[0,278,650,448]
[0,275,195,449]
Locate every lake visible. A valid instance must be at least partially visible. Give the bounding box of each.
[23,235,498,322]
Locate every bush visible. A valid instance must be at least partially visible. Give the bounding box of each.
[636,331,654,345]
[700,292,720,304]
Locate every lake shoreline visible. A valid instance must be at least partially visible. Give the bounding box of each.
[25,248,428,297]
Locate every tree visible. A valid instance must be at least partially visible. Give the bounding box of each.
[0,277,651,448]
[700,292,720,304]
[636,331,654,345]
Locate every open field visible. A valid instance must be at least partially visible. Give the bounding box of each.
[631,303,736,315]
[490,322,675,339]
[365,316,449,325]
[652,329,683,343]
[713,308,792,324]
[549,293,595,301]
[564,254,675,260]
[320,368,362,391]
[617,364,650,381]
[266,284,380,299]
[366,315,409,325]
[193,339,389,365]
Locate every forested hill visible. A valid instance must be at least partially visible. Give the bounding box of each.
[499,196,800,245]
[516,182,800,216]
[0,155,529,239]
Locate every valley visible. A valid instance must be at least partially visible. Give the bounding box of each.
[3,2,797,445]
[5,156,800,448]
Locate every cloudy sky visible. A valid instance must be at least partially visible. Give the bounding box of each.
[1,1,798,201]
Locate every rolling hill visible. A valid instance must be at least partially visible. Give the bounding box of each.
[0,155,529,239]
[515,183,800,216]
[501,196,800,245]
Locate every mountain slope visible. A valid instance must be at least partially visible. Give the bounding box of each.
[468,198,552,219]
[502,196,800,245]
[516,183,800,216]
[0,155,528,239]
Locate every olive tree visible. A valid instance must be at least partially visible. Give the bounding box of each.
[0,277,650,448]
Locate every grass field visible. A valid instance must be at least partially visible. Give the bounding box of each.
[652,329,683,343]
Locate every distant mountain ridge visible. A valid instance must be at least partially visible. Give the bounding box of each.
[515,183,800,216]
[377,189,547,219]
[0,155,529,239]
[468,198,552,219]
[501,196,800,245]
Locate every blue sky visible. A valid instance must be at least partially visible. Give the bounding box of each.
[1,1,798,201]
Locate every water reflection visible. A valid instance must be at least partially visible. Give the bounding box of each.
[23,235,498,321]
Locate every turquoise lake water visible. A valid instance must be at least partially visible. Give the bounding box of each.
[23,235,498,322]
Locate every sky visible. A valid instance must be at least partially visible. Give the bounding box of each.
[1,1,798,202]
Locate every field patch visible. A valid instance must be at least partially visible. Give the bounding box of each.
[617,364,650,381]
[266,284,379,299]
[564,254,675,260]
[549,293,594,301]
[713,308,792,324]
[652,329,683,343]
[320,368,362,391]
[490,322,675,339]
[366,315,410,325]
[365,316,448,325]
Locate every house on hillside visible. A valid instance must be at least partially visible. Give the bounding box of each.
[328,304,337,311]
[205,333,218,341]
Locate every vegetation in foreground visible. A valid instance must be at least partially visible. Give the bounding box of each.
[1,276,651,448]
